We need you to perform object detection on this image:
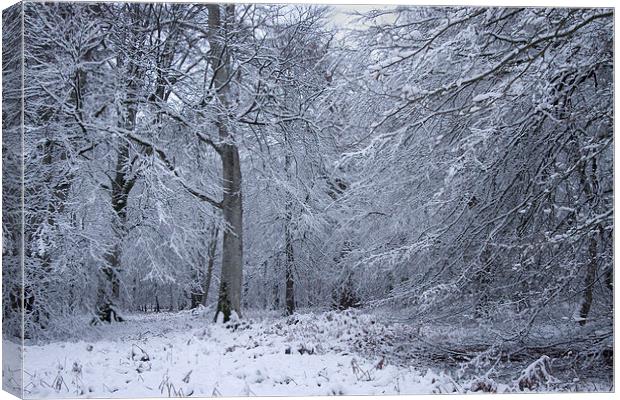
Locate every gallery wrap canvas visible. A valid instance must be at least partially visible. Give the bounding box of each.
[1,1,614,398]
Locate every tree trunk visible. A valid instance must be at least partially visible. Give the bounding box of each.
[215,143,243,322]
[284,155,295,315]
[131,276,137,311]
[96,140,130,322]
[207,4,244,323]
[573,158,602,325]
[474,245,493,319]
[574,232,598,325]
[285,256,295,315]
[202,227,219,307]
[273,281,280,310]
[95,99,136,323]
[605,265,612,291]
[169,284,175,312]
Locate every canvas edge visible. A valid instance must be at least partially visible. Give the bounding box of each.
[2,1,25,399]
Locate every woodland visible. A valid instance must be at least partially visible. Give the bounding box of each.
[1,3,614,395]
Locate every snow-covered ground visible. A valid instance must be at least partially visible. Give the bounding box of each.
[3,309,611,398]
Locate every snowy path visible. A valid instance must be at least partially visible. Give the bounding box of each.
[16,310,458,398]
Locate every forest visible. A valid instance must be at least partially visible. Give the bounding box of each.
[2,2,614,396]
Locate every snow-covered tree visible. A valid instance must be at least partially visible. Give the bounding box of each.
[343,7,613,334]
[4,4,612,353]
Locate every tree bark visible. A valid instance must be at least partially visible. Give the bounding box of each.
[605,265,612,291]
[474,245,493,319]
[285,262,295,315]
[573,157,602,325]
[95,86,137,323]
[215,143,244,322]
[284,154,295,316]
[206,4,244,323]
[574,232,598,325]
[202,227,219,306]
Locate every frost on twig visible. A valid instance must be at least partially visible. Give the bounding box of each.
[516,355,560,390]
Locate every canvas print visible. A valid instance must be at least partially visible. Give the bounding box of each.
[1,1,614,398]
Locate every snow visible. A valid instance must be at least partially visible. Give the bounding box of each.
[15,310,466,398]
[400,85,428,100]
[472,92,502,103]
[516,356,560,390]
[5,308,612,398]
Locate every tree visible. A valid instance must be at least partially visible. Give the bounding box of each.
[345,7,612,332]
[204,4,244,322]
[9,3,612,348]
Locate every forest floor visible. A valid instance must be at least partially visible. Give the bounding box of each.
[6,308,613,398]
